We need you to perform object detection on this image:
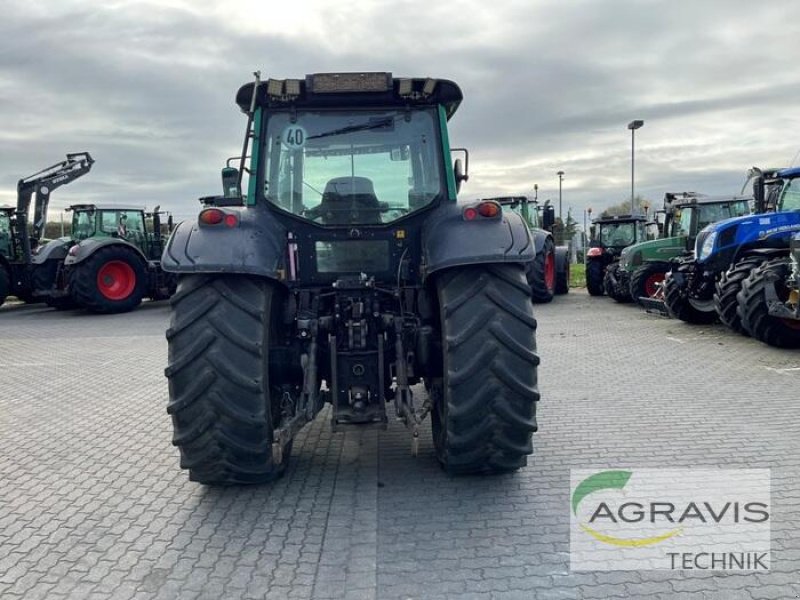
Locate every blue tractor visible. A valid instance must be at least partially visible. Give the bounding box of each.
[663,167,800,328]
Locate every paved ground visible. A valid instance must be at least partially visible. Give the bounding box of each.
[0,291,799,600]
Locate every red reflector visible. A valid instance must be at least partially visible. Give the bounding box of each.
[224,214,238,227]
[199,208,224,225]
[587,247,603,257]
[477,201,501,218]
[463,207,478,221]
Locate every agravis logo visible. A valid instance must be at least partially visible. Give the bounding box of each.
[571,470,683,547]
[569,469,771,571]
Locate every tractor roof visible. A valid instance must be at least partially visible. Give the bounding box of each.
[236,72,463,120]
[67,203,145,212]
[777,166,800,179]
[669,193,752,208]
[593,214,647,224]
[483,196,530,206]
[0,204,14,213]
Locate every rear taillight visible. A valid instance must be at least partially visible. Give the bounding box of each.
[587,247,603,257]
[199,208,224,225]
[199,209,239,227]
[463,201,502,221]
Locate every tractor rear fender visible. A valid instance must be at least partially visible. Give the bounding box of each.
[64,238,148,267]
[30,237,72,265]
[161,206,287,279]
[529,229,553,255]
[422,203,534,279]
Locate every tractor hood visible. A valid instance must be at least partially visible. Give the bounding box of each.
[618,236,688,271]
[695,211,800,265]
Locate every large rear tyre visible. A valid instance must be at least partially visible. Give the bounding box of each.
[165,275,292,485]
[630,262,669,306]
[431,264,539,475]
[528,238,555,303]
[714,256,764,334]
[555,247,569,295]
[737,258,800,348]
[69,246,147,314]
[586,259,605,296]
[663,267,717,324]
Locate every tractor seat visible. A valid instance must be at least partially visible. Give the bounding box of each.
[316,177,382,225]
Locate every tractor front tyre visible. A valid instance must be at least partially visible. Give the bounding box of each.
[713,256,764,334]
[432,264,539,475]
[663,268,717,324]
[165,275,292,485]
[528,238,555,303]
[69,246,147,314]
[555,247,569,295]
[630,262,669,306]
[737,258,800,348]
[586,260,605,296]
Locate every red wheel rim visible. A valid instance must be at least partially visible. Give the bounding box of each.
[96,261,135,301]
[545,252,556,292]
[644,273,665,297]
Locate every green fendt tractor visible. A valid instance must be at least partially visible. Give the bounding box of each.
[486,196,569,302]
[584,214,648,297]
[54,204,176,313]
[162,72,540,484]
[615,192,752,307]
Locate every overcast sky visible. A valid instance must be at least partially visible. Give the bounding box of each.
[1,0,799,222]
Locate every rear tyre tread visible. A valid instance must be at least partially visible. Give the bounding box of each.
[69,246,147,314]
[528,238,555,304]
[714,256,764,334]
[166,275,290,485]
[738,258,800,348]
[433,265,539,475]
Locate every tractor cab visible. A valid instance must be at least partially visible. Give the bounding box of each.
[69,205,148,250]
[590,215,647,252]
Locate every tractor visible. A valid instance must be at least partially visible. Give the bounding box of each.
[663,167,800,328]
[584,214,648,297]
[616,192,752,307]
[0,153,94,307]
[736,232,800,348]
[52,204,176,313]
[484,196,569,302]
[162,72,540,485]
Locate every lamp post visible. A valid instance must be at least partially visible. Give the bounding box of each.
[627,120,644,213]
[556,171,565,221]
[533,183,538,202]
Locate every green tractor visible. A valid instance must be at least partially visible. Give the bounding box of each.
[485,196,569,302]
[614,192,752,306]
[584,214,648,296]
[48,204,176,313]
[162,72,540,484]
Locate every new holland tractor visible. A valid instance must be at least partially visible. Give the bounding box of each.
[162,72,540,485]
[584,214,648,297]
[663,167,800,328]
[616,192,752,306]
[485,196,569,302]
[0,153,94,307]
[737,232,800,348]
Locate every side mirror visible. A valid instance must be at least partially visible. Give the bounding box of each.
[542,205,555,230]
[167,215,174,232]
[221,167,241,198]
[451,147,469,194]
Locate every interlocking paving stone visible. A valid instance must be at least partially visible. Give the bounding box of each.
[1,292,799,599]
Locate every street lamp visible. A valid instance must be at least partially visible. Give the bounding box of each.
[627,120,644,213]
[556,171,565,221]
[533,183,538,202]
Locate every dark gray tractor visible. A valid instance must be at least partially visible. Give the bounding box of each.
[58,204,175,313]
[162,72,540,485]
[0,153,94,307]
[585,214,648,297]
[485,196,569,302]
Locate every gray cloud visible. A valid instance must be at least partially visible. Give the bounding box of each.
[0,0,798,223]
